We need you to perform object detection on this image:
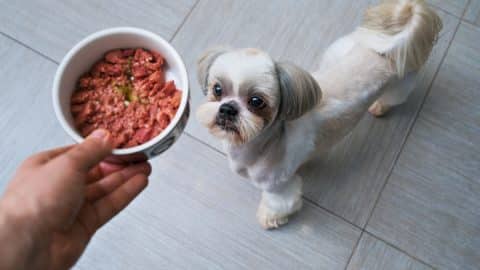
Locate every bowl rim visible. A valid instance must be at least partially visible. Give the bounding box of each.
[52,27,189,156]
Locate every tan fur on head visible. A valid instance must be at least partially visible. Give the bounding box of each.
[359,0,442,77]
[197,47,231,94]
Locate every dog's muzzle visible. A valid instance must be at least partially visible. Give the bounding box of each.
[216,102,238,131]
[218,102,238,120]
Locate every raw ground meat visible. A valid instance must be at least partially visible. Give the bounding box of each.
[71,48,182,148]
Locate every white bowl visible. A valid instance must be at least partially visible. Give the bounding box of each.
[53,27,190,162]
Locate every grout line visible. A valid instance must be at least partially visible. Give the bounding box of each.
[1,19,370,249]
[184,131,369,232]
[0,32,59,65]
[343,231,364,270]
[461,18,480,27]
[429,3,461,18]
[179,6,474,268]
[362,16,464,231]
[460,18,480,28]
[169,0,200,42]
[364,231,438,269]
[302,196,363,231]
[183,131,370,231]
[0,11,459,270]
[184,132,226,156]
[0,2,466,267]
[461,0,473,21]
[460,0,480,28]
[184,130,369,232]
[429,2,480,28]
[185,130,369,233]
[2,2,366,243]
[427,1,472,20]
[2,0,203,66]
[0,15,363,237]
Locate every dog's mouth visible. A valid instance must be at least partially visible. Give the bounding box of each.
[215,117,239,133]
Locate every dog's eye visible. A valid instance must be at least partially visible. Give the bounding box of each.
[213,83,223,97]
[248,96,266,109]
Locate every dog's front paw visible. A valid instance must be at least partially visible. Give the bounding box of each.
[368,101,391,117]
[256,202,290,230]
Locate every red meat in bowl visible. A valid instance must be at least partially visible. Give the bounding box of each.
[71,48,181,148]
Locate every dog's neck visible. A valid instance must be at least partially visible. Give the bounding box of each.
[225,120,286,166]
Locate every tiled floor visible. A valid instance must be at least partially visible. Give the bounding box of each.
[0,1,478,269]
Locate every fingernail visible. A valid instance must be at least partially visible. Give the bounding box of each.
[89,129,111,144]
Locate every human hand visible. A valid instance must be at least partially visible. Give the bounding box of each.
[0,130,151,270]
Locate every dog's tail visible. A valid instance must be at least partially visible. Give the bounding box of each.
[353,0,442,77]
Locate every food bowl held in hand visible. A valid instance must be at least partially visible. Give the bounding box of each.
[53,27,190,162]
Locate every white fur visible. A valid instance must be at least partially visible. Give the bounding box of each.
[317,34,357,74]
[355,0,442,76]
[377,72,417,106]
[197,0,441,229]
[222,45,396,229]
[257,175,303,229]
[209,50,276,96]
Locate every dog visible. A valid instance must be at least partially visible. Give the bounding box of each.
[196,0,442,229]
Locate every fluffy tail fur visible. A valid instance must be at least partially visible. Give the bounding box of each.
[353,0,442,77]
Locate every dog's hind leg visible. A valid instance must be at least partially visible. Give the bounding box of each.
[369,72,417,117]
[256,175,303,230]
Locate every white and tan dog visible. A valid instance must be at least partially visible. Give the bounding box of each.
[196,0,442,229]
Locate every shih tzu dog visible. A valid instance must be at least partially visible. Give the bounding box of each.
[196,0,442,229]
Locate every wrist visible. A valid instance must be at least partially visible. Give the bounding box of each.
[0,198,43,270]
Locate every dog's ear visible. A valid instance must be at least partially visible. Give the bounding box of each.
[197,47,230,95]
[275,62,322,121]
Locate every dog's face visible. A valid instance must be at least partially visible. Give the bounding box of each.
[196,48,279,145]
[196,47,322,145]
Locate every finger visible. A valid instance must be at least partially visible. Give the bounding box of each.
[93,174,148,228]
[24,145,74,166]
[54,129,113,172]
[86,166,104,184]
[86,162,151,201]
[75,203,99,240]
[86,162,126,184]
[103,155,132,165]
[99,162,126,176]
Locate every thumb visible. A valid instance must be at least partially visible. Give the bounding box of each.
[56,129,114,172]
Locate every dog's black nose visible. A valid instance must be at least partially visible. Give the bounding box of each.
[219,103,238,117]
